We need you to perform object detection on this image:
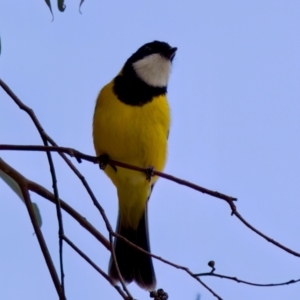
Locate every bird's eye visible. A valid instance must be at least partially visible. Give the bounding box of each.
[144,46,152,52]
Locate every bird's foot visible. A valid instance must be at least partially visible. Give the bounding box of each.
[98,154,109,170]
[145,166,155,182]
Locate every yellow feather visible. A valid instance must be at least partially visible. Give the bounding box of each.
[93,79,170,228]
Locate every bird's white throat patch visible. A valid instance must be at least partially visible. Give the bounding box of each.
[133,53,171,87]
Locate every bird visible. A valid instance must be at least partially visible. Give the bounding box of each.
[93,40,177,290]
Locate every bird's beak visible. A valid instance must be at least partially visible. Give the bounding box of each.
[162,47,177,60]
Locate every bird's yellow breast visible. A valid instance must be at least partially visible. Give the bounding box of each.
[93,80,170,187]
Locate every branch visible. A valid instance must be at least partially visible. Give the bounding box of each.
[2,78,298,299]
[0,144,237,203]
[62,235,129,300]
[0,73,237,300]
[0,157,135,299]
[0,157,110,249]
[0,158,64,299]
[194,270,300,287]
[0,78,66,296]
[1,144,300,259]
[0,156,221,299]
[0,79,115,255]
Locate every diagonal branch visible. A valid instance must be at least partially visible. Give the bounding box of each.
[2,78,299,299]
[0,78,66,296]
[0,157,220,299]
[0,157,134,299]
[1,78,121,290]
[1,144,299,259]
[0,158,64,299]
[0,157,110,249]
[62,235,129,300]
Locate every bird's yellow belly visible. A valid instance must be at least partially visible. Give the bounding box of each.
[93,84,170,187]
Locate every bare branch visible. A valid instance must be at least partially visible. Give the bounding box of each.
[194,272,300,287]
[0,157,110,249]
[2,78,299,299]
[62,235,129,300]
[0,157,134,299]
[0,158,64,299]
[111,233,222,299]
[0,144,237,203]
[0,78,66,296]
[0,156,221,298]
[108,232,131,297]
[1,144,299,259]
[0,79,115,254]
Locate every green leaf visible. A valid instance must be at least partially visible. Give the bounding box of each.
[31,203,43,228]
[58,0,66,12]
[44,0,54,20]
[0,168,43,228]
[0,170,23,200]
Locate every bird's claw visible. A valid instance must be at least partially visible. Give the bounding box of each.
[98,154,109,170]
[145,166,155,182]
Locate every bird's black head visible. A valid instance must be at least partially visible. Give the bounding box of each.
[124,41,177,88]
[127,41,177,65]
[113,41,177,106]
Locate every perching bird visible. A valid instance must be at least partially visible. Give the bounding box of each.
[93,41,177,290]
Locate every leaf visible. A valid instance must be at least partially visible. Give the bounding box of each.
[79,0,85,14]
[0,170,23,200]
[0,169,43,228]
[57,0,66,12]
[44,0,54,20]
[31,203,43,228]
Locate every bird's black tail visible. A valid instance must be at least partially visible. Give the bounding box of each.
[108,206,156,290]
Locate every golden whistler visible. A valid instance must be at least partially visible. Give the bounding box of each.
[93,41,177,290]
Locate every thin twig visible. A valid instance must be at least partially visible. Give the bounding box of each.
[111,232,222,299]
[0,79,110,233]
[194,272,300,287]
[0,157,220,299]
[0,80,223,299]
[0,158,64,299]
[2,78,299,299]
[0,79,66,296]
[108,233,132,297]
[2,79,115,258]
[27,180,110,250]
[62,235,129,300]
[0,144,237,202]
[223,198,300,257]
[1,144,300,259]
[0,157,133,299]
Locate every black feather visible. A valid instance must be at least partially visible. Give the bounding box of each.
[108,205,156,290]
[113,69,166,106]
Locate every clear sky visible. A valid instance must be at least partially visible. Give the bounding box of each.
[0,1,299,299]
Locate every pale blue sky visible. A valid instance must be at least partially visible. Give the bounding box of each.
[1,1,300,299]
